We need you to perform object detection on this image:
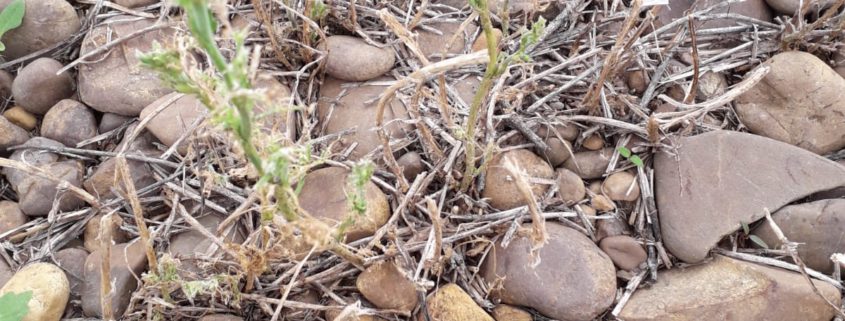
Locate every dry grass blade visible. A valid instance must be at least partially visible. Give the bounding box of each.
[502,155,547,264]
[115,156,158,272]
[99,212,114,321]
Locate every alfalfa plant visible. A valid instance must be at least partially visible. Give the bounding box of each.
[140,0,368,278]
[460,0,546,190]
[0,290,32,321]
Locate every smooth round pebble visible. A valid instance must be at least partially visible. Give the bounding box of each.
[0,262,69,321]
[356,261,418,312]
[0,0,81,59]
[602,171,640,201]
[582,134,605,150]
[600,235,647,271]
[483,149,555,210]
[42,100,98,147]
[0,116,28,154]
[11,58,74,115]
[0,201,26,235]
[3,106,37,131]
[320,36,395,81]
[556,168,586,204]
[0,70,13,99]
[591,194,616,212]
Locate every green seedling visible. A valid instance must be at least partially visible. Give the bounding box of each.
[0,0,25,52]
[740,221,769,249]
[617,146,644,167]
[0,290,32,321]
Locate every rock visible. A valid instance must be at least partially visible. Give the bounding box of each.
[0,0,81,60]
[834,49,845,79]
[114,0,158,7]
[11,58,74,115]
[397,151,424,180]
[3,137,64,186]
[78,16,177,116]
[42,100,98,147]
[297,167,390,241]
[82,241,149,318]
[599,235,647,271]
[199,315,244,321]
[753,199,845,274]
[601,171,640,201]
[0,263,69,321]
[735,51,845,154]
[596,216,630,241]
[556,168,585,204]
[168,213,244,276]
[482,149,554,210]
[253,73,292,133]
[0,70,12,99]
[139,93,207,155]
[317,77,411,160]
[697,71,728,101]
[425,283,494,321]
[534,123,577,167]
[625,69,649,95]
[765,0,835,14]
[84,156,156,200]
[417,22,478,60]
[55,247,88,298]
[84,214,129,254]
[0,259,11,288]
[0,116,29,154]
[319,36,395,81]
[0,201,26,235]
[3,106,36,131]
[619,255,841,321]
[591,194,616,212]
[471,28,502,52]
[356,261,418,312]
[654,130,845,263]
[453,75,482,107]
[482,223,616,321]
[99,113,133,133]
[562,148,613,179]
[655,0,772,30]
[491,305,532,321]
[16,160,85,216]
[582,134,605,151]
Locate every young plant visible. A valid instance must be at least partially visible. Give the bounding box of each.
[0,0,25,52]
[0,290,32,321]
[460,0,546,190]
[616,146,643,168]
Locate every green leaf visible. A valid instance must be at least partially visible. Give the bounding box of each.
[617,146,632,158]
[630,155,644,167]
[741,222,750,235]
[0,0,25,52]
[0,290,33,321]
[749,235,769,249]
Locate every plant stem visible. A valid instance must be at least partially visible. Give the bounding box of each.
[461,0,499,191]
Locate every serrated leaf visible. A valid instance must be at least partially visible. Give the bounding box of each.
[0,290,33,321]
[0,0,25,52]
[741,221,750,235]
[617,146,632,158]
[749,235,769,249]
[630,155,644,167]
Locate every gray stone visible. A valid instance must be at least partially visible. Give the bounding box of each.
[654,131,845,263]
[82,241,148,318]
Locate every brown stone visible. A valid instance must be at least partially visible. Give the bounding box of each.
[482,149,554,210]
[168,213,244,277]
[82,241,149,318]
[591,194,616,212]
[491,305,532,321]
[139,93,208,155]
[99,113,133,133]
[3,137,64,187]
[599,235,647,271]
[655,0,773,30]
[619,255,841,321]
[562,148,614,179]
[16,160,85,216]
[11,58,74,115]
[0,70,12,100]
[555,168,585,204]
[471,28,502,53]
[753,199,845,274]
[697,71,728,101]
[654,130,845,263]
[417,22,478,60]
[601,171,640,202]
[78,16,177,116]
[534,123,575,167]
[55,247,89,298]
[735,51,845,154]
[84,214,129,254]
[596,216,630,241]
[0,263,69,321]
[0,201,26,235]
[625,69,649,95]
[356,261,419,312]
[397,151,424,180]
[765,0,836,14]
[425,284,494,321]
[84,156,156,200]
[3,106,36,131]
[317,77,411,160]
[319,36,395,82]
[582,134,605,151]
[0,0,81,60]
[482,223,616,321]
[297,167,390,242]
[42,100,98,147]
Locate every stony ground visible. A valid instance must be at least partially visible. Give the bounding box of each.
[1,0,845,320]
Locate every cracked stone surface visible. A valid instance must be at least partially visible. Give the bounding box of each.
[654,131,845,263]
[735,51,845,155]
[618,255,841,321]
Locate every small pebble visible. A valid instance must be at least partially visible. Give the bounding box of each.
[3,106,37,131]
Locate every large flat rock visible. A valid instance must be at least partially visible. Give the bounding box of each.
[655,131,845,263]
